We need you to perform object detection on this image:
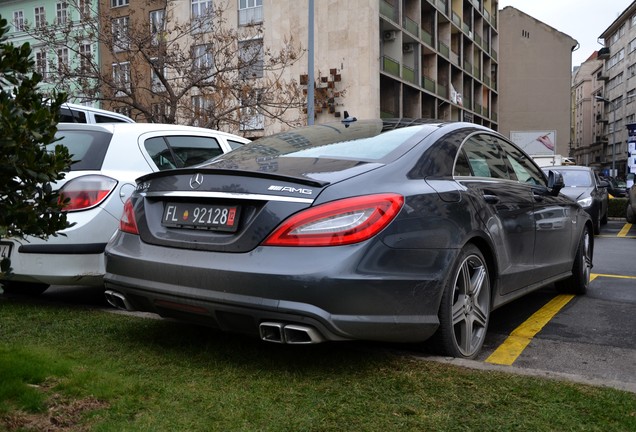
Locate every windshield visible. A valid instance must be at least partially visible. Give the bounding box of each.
[559,170,592,187]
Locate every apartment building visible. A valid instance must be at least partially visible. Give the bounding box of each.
[498,6,577,158]
[2,0,500,135]
[571,53,604,168]
[0,0,99,106]
[379,0,499,128]
[169,0,502,132]
[593,1,636,178]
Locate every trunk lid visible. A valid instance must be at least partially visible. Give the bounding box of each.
[133,159,383,253]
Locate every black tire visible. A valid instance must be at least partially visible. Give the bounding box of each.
[601,208,608,225]
[555,226,592,295]
[627,204,636,224]
[432,244,490,359]
[0,281,50,296]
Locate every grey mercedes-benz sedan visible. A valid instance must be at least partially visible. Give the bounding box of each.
[103,118,593,359]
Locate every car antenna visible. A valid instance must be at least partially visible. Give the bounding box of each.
[341,111,357,126]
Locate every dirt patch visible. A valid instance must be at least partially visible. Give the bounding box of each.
[2,390,109,432]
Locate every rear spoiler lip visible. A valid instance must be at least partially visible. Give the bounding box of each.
[136,167,330,188]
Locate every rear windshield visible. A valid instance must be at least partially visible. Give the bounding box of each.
[144,136,223,170]
[209,119,434,169]
[48,129,112,170]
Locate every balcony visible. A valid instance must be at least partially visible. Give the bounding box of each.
[598,47,610,59]
[421,28,433,47]
[464,60,472,74]
[380,0,398,23]
[402,65,416,84]
[422,75,436,93]
[452,12,461,29]
[437,83,448,98]
[403,16,419,37]
[382,56,400,77]
[450,50,460,65]
[435,0,448,15]
[438,41,450,58]
[597,70,609,81]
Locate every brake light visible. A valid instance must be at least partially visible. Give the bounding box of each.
[263,193,404,247]
[120,198,139,235]
[58,175,117,212]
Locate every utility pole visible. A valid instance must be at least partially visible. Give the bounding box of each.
[307,0,314,125]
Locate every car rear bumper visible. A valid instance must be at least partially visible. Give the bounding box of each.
[1,207,119,286]
[104,232,458,343]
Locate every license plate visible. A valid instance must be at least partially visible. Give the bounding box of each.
[162,203,240,232]
[0,242,12,259]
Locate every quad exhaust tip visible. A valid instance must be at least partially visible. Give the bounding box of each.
[104,290,134,311]
[259,322,324,344]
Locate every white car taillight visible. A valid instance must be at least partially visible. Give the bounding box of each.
[58,175,117,212]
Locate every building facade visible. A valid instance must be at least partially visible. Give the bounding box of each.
[498,6,577,158]
[2,0,500,135]
[571,53,603,167]
[0,0,100,106]
[379,0,499,128]
[595,1,636,178]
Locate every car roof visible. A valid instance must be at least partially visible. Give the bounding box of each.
[543,165,591,171]
[56,123,250,142]
[59,102,135,122]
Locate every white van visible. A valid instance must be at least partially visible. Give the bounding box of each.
[59,103,135,123]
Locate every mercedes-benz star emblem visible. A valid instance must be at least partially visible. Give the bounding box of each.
[189,173,204,189]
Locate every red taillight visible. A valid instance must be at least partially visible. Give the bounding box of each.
[120,198,139,235]
[58,175,117,212]
[262,193,404,247]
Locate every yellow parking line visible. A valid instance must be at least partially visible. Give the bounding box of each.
[485,294,576,365]
[591,273,636,280]
[485,273,634,366]
[618,223,632,237]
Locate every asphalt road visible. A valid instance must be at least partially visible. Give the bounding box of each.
[467,219,636,393]
[5,220,636,393]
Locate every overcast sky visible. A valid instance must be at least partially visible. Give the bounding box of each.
[498,0,634,67]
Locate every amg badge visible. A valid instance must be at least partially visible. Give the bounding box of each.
[268,185,313,195]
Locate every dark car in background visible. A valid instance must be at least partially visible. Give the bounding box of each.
[543,165,609,234]
[103,119,593,360]
[600,176,627,198]
[627,183,636,223]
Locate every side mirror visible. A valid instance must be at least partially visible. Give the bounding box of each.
[547,170,564,196]
[598,180,609,188]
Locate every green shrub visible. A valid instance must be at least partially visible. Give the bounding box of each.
[608,197,628,218]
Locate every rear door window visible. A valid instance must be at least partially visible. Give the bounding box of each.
[456,134,510,179]
[58,107,87,123]
[94,113,131,123]
[494,137,546,186]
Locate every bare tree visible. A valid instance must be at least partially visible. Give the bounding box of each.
[26,0,307,134]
